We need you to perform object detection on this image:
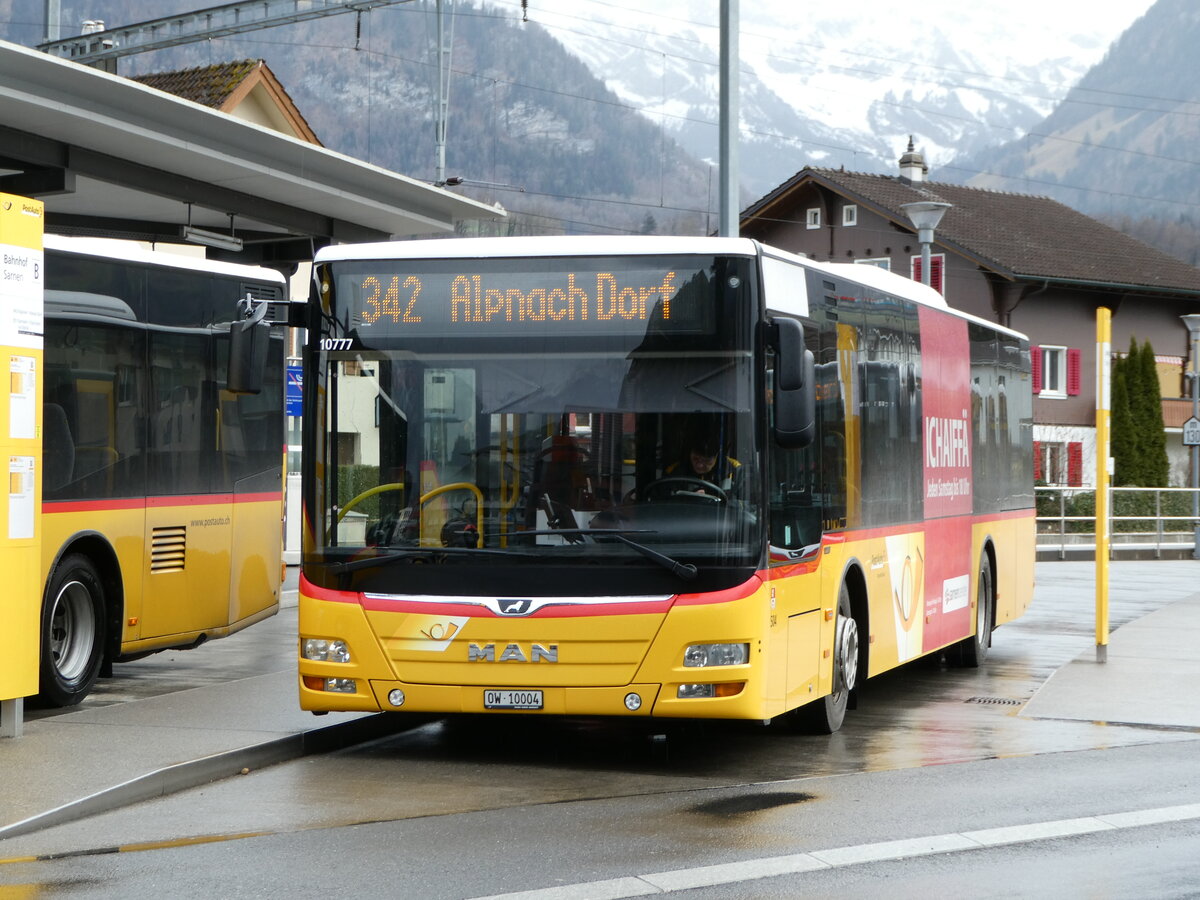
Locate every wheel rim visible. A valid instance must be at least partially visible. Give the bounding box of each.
[833,615,859,696]
[976,568,990,648]
[49,579,97,682]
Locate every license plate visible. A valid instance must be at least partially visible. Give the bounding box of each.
[483,689,543,710]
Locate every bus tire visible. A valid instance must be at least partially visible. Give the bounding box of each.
[956,554,993,668]
[797,582,858,734]
[37,554,107,707]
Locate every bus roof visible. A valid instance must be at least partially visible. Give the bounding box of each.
[44,234,286,284]
[315,235,760,263]
[761,247,1028,342]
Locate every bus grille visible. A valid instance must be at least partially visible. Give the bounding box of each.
[367,610,664,688]
[151,526,187,573]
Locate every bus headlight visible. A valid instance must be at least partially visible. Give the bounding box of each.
[683,643,749,667]
[303,638,351,663]
[302,676,358,693]
[677,682,745,699]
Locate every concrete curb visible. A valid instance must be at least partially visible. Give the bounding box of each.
[0,713,419,842]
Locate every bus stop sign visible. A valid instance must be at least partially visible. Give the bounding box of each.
[1184,416,1200,447]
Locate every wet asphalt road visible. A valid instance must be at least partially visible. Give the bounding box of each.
[5,560,1200,897]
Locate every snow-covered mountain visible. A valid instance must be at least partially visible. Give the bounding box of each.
[530,0,1155,198]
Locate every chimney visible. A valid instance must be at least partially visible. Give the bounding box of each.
[898,136,929,183]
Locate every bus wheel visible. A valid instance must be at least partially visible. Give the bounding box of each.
[956,555,993,668]
[37,554,107,707]
[798,583,858,734]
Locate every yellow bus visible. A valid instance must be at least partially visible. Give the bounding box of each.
[38,235,286,706]
[297,236,1034,732]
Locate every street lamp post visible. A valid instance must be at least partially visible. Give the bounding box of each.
[900,200,952,287]
[1181,315,1200,558]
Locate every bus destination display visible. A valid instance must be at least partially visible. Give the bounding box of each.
[340,262,719,338]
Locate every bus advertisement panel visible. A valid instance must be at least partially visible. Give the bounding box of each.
[297,236,1034,733]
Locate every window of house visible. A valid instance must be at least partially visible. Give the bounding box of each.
[1033,440,1083,487]
[910,253,945,295]
[1032,346,1081,398]
[806,208,821,229]
[1037,440,1064,484]
[856,258,890,271]
[842,205,857,226]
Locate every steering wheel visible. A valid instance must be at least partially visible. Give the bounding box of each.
[641,476,727,504]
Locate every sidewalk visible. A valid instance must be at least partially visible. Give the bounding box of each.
[3,564,1199,843]
[0,579,409,842]
[1020,591,1200,729]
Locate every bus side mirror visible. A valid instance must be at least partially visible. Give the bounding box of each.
[228,296,269,395]
[775,317,805,391]
[772,317,816,449]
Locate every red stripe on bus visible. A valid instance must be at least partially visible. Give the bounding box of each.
[673,574,762,606]
[817,509,1035,544]
[43,498,146,514]
[299,572,760,614]
[361,596,677,617]
[44,492,282,515]
[300,573,357,604]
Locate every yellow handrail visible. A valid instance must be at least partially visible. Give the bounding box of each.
[420,482,484,544]
[336,482,405,523]
[337,480,484,546]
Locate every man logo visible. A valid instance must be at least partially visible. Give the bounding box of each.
[498,598,533,616]
[468,643,558,663]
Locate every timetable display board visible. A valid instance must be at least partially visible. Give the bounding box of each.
[0,192,44,706]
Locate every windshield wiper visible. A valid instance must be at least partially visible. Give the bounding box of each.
[519,528,697,581]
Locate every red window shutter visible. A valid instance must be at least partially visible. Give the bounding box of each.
[1033,441,1042,481]
[1067,441,1083,487]
[1067,348,1082,395]
[911,255,945,295]
[1031,349,1042,393]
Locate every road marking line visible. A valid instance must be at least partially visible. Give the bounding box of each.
[642,853,827,892]
[480,878,658,900]
[810,832,977,866]
[470,801,1200,900]
[962,816,1114,846]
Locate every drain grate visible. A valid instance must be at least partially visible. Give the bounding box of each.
[965,696,1023,706]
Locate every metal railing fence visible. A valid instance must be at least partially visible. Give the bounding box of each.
[1036,485,1200,559]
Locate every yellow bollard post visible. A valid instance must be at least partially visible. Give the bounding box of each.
[1095,307,1111,663]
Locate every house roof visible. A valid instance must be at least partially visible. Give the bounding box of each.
[132,59,321,146]
[742,167,1200,297]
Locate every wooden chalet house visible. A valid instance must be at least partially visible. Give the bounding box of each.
[740,141,1200,489]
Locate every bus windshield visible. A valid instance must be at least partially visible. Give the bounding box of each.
[308,253,763,594]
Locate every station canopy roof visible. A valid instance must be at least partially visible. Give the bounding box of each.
[0,40,502,265]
